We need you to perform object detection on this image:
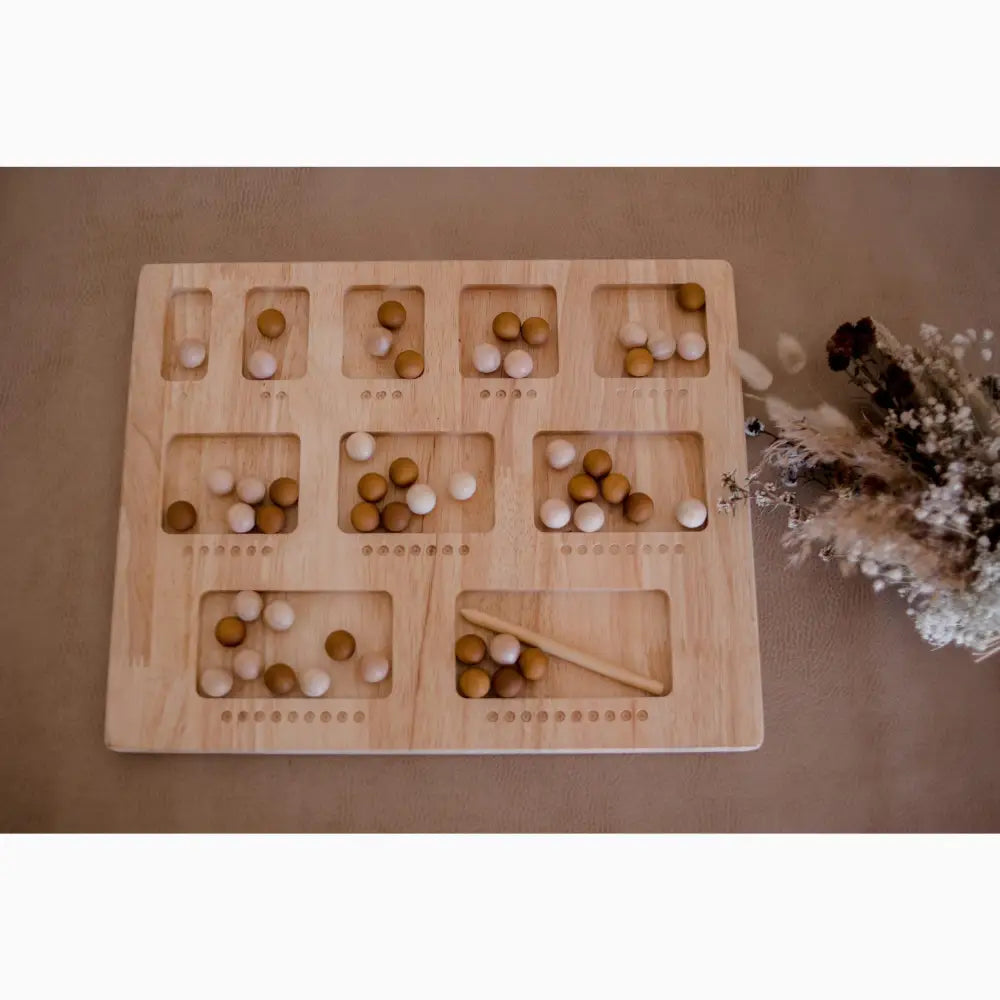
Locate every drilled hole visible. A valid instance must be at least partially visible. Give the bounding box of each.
[593,544,603,554]
[304,711,315,723]
[526,389,537,398]
[393,545,405,556]
[321,711,332,723]
[277,390,287,400]
[271,710,281,723]
[537,711,548,722]
[621,710,632,721]
[378,544,389,555]
[231,545,240,556]
[221,710,232,722]
[556,711,566,722]
[262,391,271,399]
[673,543,684,554]
[288,711,298,722]
[521,711,532,722]
[426,544,437,555]
[262,545,273,555]
[609,544,620,554]
[376,390,386,400]
[637,709,649,721]
[199,545,209,555]
[362,545,373,556]
[679,388,689,398]
[247,545,256,555]
[238,710,248,722]
[480,389,490,398]
[354,711,365,723]
[215,545,225,555]
[625,543,635,554]
[632,388,641,397]
[182,545,193,556]
[254,710,265,722]
[443,544,453,555]
[392,390,402,399]
[588,710,599,722]
[642,544,652,554]
[487,711,499,722]
[605,710,615,721]
[503,711,515,722]
[496,389,507,399]
[576,544,587,555]
[571,710,583,722]
[361,390,371,400]
[560,544,572,555]
[337,711,348,722]
[459,544,469,555]
[512,389,522,398]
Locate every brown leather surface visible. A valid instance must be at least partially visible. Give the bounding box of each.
[2,168,999,832]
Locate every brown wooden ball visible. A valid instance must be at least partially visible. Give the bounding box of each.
[458,667,491,699]
[357,472,388,502]
[388,457,419,488]
[256,308,286,338]
[350,501,380,533]
[601,472,631,504]
[165,500,197,532]
[269,477,298,507]
[492,311,521,341]
[264,662,296,695]
[381,501,411,533]
[677,282,706,311]
[625,347,654,377]
[214,616,246,647]
[455,633,487,665]
[582,449,613,479]
[394,350,424,379]
[568,473,599,503]
[518,647,549,681]
[520,316,550,346]
[324,629,356,661]
[492,666,525,699]
[624,491,655,524]
[255,503,286,534]
[377,300,407,331]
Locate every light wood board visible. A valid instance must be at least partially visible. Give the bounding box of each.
[106,260,763,753]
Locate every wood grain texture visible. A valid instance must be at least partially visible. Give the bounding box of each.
[105,258,762,754]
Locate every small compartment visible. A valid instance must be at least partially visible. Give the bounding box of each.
[163,433,301,534]
[198,590,392,700]
[455,589,671,699]
[343,286,425,378]
[459,285,558,378]
[162,289,211,380]
[532,431,705,533]
[338,432,494,533]
[242,287,309,380]
[592,284,708,378]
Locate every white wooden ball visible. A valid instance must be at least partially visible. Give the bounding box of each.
[199,668,233,698]
[300,667,331,698]
[206,466,235,496]
[618,321,648,349]
[473,343,502,374]
[540,497,571,530]
[503,348,533,379]
[573,501,605,533]
[675,497,708,529]
[648,331,677,360]
[247,349,278,379]
[177,338,207,369]
[232,590,263,622]
[365,330,393,358]
[226,502,256,534]
[232,648,264,681]
[263,599,295,632]
[677,331,707,361]
[236,476,267,505]
[360,651,391,684]
[448,471,477,501]
[345,431,376,462]
[545,439,576,470]
[406,483,437,515]
[489,633,521,665]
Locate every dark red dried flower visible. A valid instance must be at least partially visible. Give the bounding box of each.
[829,322,856,354]
[852,317,876,357]
[828,349,850,372]
[885,363,914,400]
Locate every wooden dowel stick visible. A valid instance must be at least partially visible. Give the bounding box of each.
[459,608,665,696]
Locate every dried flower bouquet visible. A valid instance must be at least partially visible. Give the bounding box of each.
[721,317,1000,659]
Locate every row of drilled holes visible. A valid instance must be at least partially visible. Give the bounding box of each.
[617,387,689,399]
[361,543,470,557]
[487,708,649,723]
[478,387,537,399]
[560,542,684,555]
[223,709,365,724]
[260,390,289,400]
[183,544,273,557]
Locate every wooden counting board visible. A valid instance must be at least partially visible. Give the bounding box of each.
[106,259,763,753]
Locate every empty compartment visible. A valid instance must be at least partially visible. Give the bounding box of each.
[455,589,671,699]
[343,285,425,378]
[162,289,211,380]
[198,590,392,700]
[459,285,558,378]
[338,432,494,534]
[533,431,706,533]
[592,284,708,378]
[242,287,309,380]
[163,434,301,534]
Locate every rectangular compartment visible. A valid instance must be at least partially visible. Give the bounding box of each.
[343,285,425,378]
[162,289,211,380]
[459,284,558,377]
[592,284,708,378]
[243,287,309,380]
[198,590,392,700]
[338,432,494,534]
[456,589,671,698]
[163,434,301,534]
[532,431,705,532]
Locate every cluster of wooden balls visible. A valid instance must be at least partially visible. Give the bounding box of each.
[199,590,391,698]
[165,468,299,534]
[539,441,654,533]
[365,299,424,379]
[345,431,476,533]
[246,307,290,380]
[455,631,549,699]
[618,283,707,377]
[472,311,550,378]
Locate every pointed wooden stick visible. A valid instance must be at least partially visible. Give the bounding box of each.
[459,608,665,696]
